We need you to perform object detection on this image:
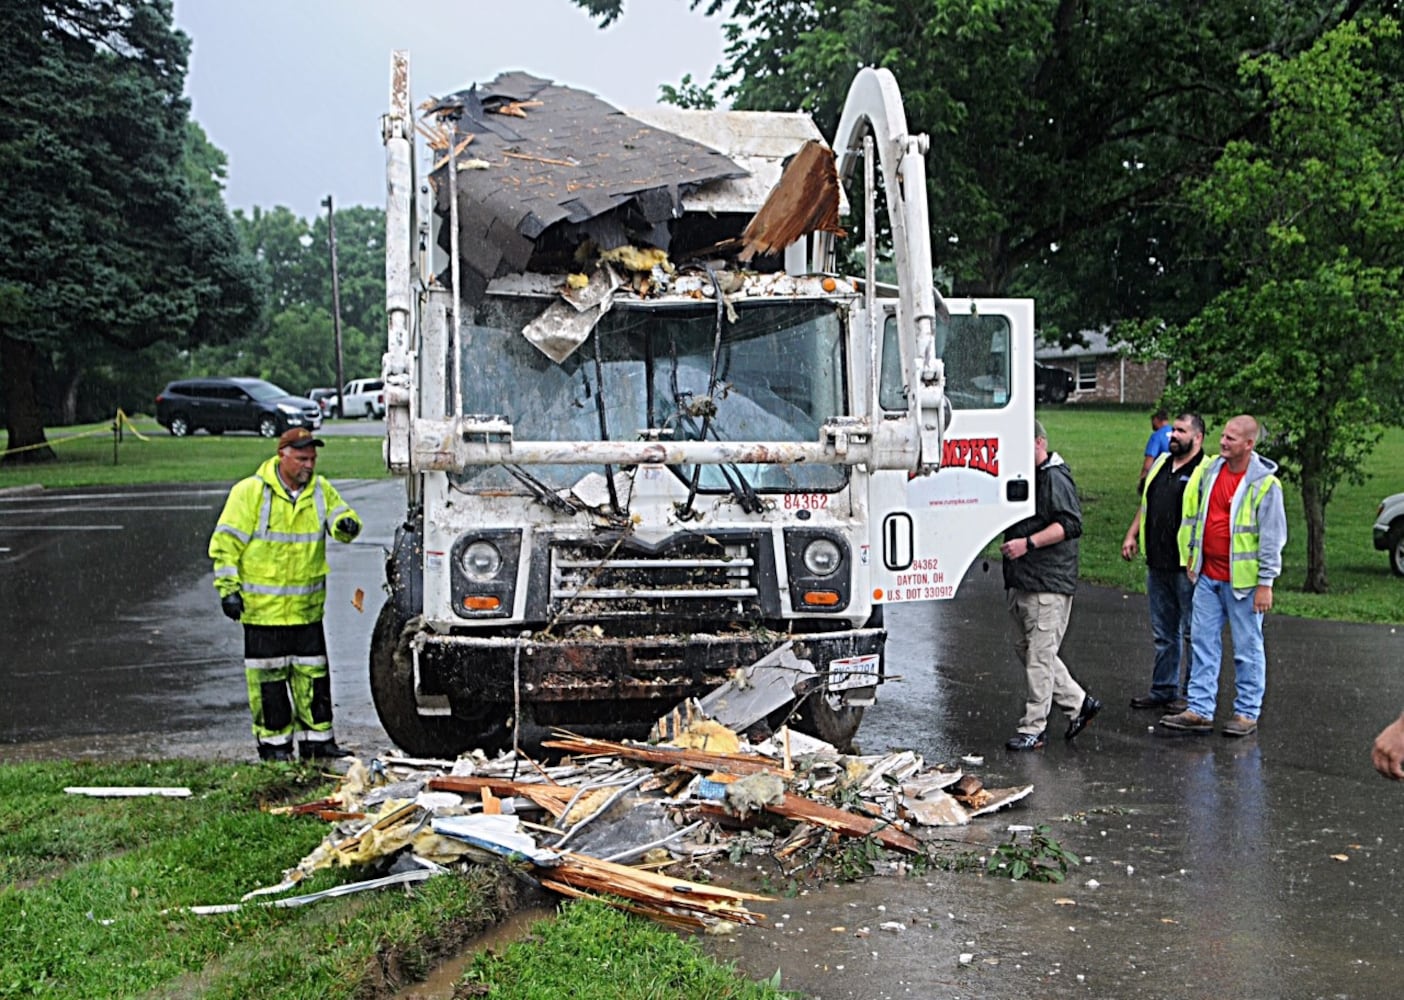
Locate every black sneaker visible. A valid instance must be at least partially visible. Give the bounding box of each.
[299,740,352,761]
[1006,731,1047,752]
[256,743,293,762]
[1066,694,1102,741]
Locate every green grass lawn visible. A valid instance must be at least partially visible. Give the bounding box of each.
[0,760,791,1000]
[0,415,391,488]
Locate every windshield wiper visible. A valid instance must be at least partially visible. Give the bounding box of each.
[504,463,578,515]
[671,409,763,514]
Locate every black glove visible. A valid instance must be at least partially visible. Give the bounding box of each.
[336,516,360,540]
[221,592,244,621]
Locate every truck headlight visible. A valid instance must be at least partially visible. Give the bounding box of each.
[803,538,842,577]
[277,403,300,414]
[461,540,502,582]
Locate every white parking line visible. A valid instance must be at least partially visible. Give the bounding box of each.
[0,525,123,531]
[0,505,216,514]
[0,489,229,503]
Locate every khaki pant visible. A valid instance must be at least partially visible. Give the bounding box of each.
[1006,589,1085,735]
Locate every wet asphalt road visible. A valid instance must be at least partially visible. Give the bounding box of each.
[4,479,1404,998]
[0,477,400,759]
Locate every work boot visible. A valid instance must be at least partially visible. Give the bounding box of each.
[1222,714,1258,737]
[299,739,352,761]
[256,743,293,762]
[1159,710,1213,733]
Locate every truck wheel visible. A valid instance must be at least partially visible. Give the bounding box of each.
[790,693,865,752]
[369,603,504,757]
[168,414,191,437]
[258,415,279,438]
[1388,525,1404,577]
[1048,381,1069,404]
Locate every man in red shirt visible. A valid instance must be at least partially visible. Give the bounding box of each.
[1161,415,1286,737]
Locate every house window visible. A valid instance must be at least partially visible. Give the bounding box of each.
[1076,358,1097,391]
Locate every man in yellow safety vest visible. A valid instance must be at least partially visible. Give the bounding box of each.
[209,427,363,761]
[1160,415,1286,738]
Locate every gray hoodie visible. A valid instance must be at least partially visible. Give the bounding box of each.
[1184,451,1287,597]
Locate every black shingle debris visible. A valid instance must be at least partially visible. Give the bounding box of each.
[424,72,748,305]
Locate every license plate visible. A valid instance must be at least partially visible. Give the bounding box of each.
[827,654,879,691]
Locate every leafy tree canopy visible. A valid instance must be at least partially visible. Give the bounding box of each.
[1143,15,1404,592]
[578,0,1384,342]
[0,0,263,460]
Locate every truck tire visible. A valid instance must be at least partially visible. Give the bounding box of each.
[1388,524,1404,577]
[790,693,865,753]
[168,413,191,437]
[369,602,505,757]
[1047,380,1069,404]
[258,415,280,438]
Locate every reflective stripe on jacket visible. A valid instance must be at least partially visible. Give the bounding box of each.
[209,456,361,625]
[1180,452,1287,595]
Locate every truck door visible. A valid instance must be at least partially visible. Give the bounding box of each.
[867,298,1036,604]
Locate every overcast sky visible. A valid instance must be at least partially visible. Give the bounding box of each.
[172,0,728,221]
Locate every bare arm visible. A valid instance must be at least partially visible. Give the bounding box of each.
[1373,713,1404,779]
[1121,510,1141,561]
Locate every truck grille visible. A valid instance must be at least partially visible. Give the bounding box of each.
[549,535,761,620]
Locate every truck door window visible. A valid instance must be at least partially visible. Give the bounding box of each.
[879,313,1011,411]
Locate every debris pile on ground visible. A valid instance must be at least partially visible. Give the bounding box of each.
[242,715,1032,931]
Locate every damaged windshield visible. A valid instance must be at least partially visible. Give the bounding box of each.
[453,297,847,493]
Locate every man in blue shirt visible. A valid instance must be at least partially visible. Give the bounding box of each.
[1137,409,1171,494]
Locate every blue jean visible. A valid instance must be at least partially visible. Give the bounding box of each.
[1146,567,1194,701]
[1187,576,1266,720]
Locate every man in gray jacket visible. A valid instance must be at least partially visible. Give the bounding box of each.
[999,421,1101,751]
[1161,414,1286,737]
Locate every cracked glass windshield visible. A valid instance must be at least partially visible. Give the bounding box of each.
[456,297,847,493]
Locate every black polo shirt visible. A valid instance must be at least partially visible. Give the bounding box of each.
[1144,450,1204,570]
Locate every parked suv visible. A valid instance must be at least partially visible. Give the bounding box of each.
[155,377,323,438]
[1374,492,1404,577]
[341,378,386,419]
[1034,362,1074,404]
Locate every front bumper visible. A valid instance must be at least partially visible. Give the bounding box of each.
[412,625,885,726]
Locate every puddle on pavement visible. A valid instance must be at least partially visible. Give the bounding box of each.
[388,902,556,1000]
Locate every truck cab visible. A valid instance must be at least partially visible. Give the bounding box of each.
[371,56,1036,756]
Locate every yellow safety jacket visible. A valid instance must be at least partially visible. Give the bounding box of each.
[209,456,361,626]
[1179,453,1287,594]
[1136,453,1197,560]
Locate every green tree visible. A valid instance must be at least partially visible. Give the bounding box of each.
[235,206,319,318]
[578,0,1385,341]
[1146,16,1404,593]
[230,203,386,394]
[0,0,262,462]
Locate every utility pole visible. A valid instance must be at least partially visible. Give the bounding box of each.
[322,195,346,418]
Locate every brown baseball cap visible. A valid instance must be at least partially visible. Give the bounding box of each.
[277,427,325,450]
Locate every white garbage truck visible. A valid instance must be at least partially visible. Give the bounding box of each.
[371,53,1038,756]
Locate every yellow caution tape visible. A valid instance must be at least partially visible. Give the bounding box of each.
[113,408,151,441]
[0,409,150,457]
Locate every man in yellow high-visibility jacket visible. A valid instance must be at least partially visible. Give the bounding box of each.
[1161,414,1286,738]
[209,427,363,761]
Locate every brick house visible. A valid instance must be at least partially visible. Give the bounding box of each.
[1034,330,1167,404]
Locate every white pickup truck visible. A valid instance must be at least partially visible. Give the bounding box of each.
[340,378,386,419]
